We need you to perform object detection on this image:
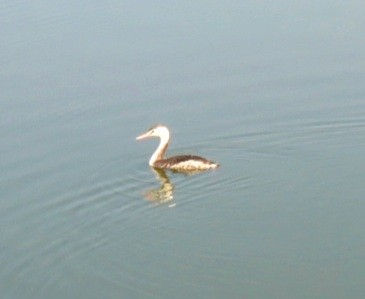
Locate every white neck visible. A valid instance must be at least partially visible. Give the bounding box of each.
[149,131,170,166]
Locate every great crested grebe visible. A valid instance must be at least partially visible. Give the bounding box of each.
[136,125,219,170]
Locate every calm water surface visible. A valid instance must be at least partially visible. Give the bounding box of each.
[1,1,365,298]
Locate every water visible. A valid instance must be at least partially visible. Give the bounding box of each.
[1,1,365,298]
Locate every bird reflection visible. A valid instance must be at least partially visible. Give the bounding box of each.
[144,167,207,206]
[144,168,174,205]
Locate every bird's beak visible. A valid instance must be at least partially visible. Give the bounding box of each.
[136,132,150,140]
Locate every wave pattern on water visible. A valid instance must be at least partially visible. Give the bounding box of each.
[3,109,364,298]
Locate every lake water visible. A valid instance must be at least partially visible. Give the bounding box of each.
[1,1,365,298]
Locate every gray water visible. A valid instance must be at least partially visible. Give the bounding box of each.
[1,1,365,298]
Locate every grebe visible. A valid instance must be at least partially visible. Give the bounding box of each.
[136,125,219,170]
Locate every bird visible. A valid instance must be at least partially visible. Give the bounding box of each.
[136,125,219,171]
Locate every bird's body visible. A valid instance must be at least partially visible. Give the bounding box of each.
[136,125,219,171]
